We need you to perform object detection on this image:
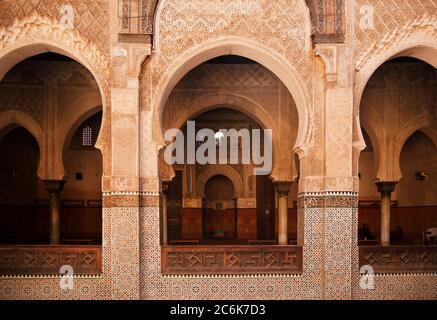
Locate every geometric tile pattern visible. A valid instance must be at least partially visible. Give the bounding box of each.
[110,207,140,300]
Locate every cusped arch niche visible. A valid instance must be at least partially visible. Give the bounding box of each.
[0,110,45,176]
[354,41,437,180]
[0,16,110,172]
[152,38,312,158]
[151,0,313,156]
[354,38,437,155]
[196,165,243,199]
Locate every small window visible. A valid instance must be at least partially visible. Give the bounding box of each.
[82,126,92,146]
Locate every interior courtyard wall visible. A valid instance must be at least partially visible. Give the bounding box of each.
[0,0,436,300]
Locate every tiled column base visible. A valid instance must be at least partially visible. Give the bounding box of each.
[298,192,358,300]
[109,206,140,300]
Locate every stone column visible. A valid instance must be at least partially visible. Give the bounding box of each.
[44,180,65,245]
[276,182,291,245]
[109,42,151,300]
[376,181,397,246]
[315,43,356,299]
[161,181,171,245]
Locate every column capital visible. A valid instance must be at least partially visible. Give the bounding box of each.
[161,180,172,194]
[315,43,339,84]
[375,181,398,194]
[275,181,292,197]
[43,180,65,193]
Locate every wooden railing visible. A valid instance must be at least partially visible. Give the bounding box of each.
[161,245,303,275]
[0,245,102,275]
[360,245,437,274]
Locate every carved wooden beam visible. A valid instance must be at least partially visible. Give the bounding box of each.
[360,245,437,274]
[306,0,345,43]
[118,0,159,43]
[0,245,102,275]
[162,245,303,275]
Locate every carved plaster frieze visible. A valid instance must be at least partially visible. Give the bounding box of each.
[0,13,110,80]
[356,15,437,72]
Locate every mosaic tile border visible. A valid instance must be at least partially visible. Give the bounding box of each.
[103,193,160,207]
[298,191,359,208]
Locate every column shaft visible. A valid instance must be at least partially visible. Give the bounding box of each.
[278,196,288,245]
[376,181,397,246]
[49,191,61,244]
[380,191,391,246]
[276,182,291,246]
[44,180,65,245]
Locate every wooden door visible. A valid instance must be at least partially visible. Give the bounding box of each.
[256,175,275,240]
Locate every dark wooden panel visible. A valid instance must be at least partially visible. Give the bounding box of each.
[0,245,102,275]
[256,175,275,240]
[161,245,302,275]
[167,171,183,240]
[0,204,102,244]
[359,245,437,273]
[359,206,437,243]
[204,208,236,240]
[181,208,202,240]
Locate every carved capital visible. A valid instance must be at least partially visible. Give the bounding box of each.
[128,44,152,78]
[275,181,292,197]
[112,43,151,81]
[375,181,398,194]
[161,180,172,195]
[315,44,338,83]
[43,180,65,193]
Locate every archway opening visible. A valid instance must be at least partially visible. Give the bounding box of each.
[358,128,379,242]
[162,92,297,245]
[396,131,437,244]
[0,126,42,244]
[165,106,279,245]
[203,174,237,242]
[158,53,302,276]
[61,111,103,245]
[0,50,103,274]
[359,55,437,249]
